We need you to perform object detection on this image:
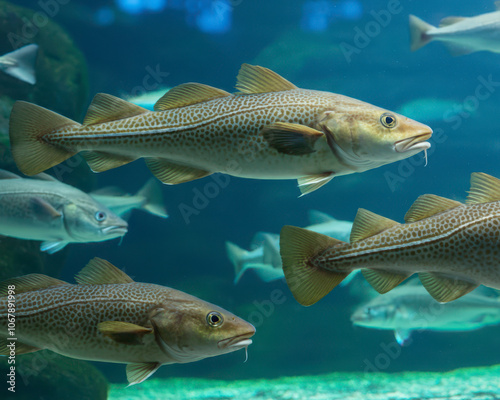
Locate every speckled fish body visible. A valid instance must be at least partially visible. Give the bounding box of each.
[9,64,432,195]
[0,259,255,385]
[280,173,500,306]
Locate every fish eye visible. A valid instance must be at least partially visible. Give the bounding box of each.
[206,311,224,327]
[95,211,107,222]
[380,113,397,128]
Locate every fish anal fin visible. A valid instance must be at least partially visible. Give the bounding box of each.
[235,64,298,94]
[280,225,348,306]
[75,257,134,285]
[0,274,67,297]
[145,158,211,185]
[262,122,323,156]
[404,194,462,223]
[439,16,467,27]
[350,209,398,243]
[82,151,136,173]
[126,362,162,386]
[98,321,152,345]
[297,173,335,196]
[362,269,410,294]
[443,43,475,57]
[154,83,231,111]
[466,172,500,204]
[419,272,478,303]
[83,93,149,125]
[0,338,41,355]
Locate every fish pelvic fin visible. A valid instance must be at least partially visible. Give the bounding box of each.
[126,362,162,386]
[9,101,80,175]
[409,15,435,51]
[280,225,348,306]
[136,178,168,218]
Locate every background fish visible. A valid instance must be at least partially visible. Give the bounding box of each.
[280,172,500,306]
[410,5,500,56]
[89,178,168,219]
[0,258,255,385]
[0,169,127,253]
[351,281,500,346]
[9,64,432,195]
[0,44,38,84]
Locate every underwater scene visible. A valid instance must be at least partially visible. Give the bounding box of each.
[1,0,500,398]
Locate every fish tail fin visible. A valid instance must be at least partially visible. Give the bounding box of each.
[9,101,80,175]
[1,44,39,84]
[225,241,250,284]
[280,225,349,306]
[136,178,168,218]
[409,15,435,51]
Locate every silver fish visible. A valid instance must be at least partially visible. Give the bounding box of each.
[0,44,38,84]
[410,4,500,56]
[0,169,127,253]
[352,282,500,346]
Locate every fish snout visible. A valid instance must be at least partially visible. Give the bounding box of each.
[394,128,432,154]
[217,329,255,350]
[101,224,128,238]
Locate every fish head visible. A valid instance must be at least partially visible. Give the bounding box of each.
[62,201,128,243]
[318,105,432,170]
[351,302,397,328]
[150,299,255,363]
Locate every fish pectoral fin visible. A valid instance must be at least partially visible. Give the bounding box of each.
[443,43,476,57]
[98,321,153,345]
[419,272,478,303]
[126,362,162,386]
[280,225,348,306]
[40,241,69,254]
[394,329,412,346]
[31,197,62,220]
[75,257,135,285]
[262,122,324,156]
[350,209,398,243]
[297,173,335,196]
[0,274,67,297]
[404,194,462,223]
[235,64,298,94]
[361,269,411,294]
[466,172,500,204]
[0,338,41,355]
[439,16,467,27]
[82,151,136,173]
[145,158,212,185]
[154,83,231,111]
[83,93,149,125]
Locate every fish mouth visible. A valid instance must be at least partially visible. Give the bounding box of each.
[101,225,128,237]
[217,331,255,350]
[394,132,432,153]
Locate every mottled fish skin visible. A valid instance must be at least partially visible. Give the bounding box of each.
[280,173,500,306]
[9,64,432,194]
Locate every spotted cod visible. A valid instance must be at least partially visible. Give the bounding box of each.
[9,64,432,195]
[280,172,500,306]
[0,258,255,385]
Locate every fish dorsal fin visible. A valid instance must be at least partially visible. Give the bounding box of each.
[0,169,21,179]
[0,274,67,297]
[75,257,135,285]
[126,362,162,386]
[154,83,231,111]
[90,186,128,196]
[308,210,336,225]
[350,209,398,243]
[235,64,298,94]
[439,16,467,27]
[84,93,149,125]
[362,269,411,294]
[466,172,500,204]
[496,1,500,11]
[31,172,58,181]
[404,194,462,223]
[419,272,478,303]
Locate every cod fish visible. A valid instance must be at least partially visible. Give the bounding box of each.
[410,4,500,55]
[9,64,432,195]
[352,282,500,346]
[90,178,168,219]
[0,169,127,253]
[0,44,38,84]
[0,258,255,385]
[280,172,500,306]
[227,210,353,284]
